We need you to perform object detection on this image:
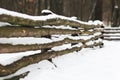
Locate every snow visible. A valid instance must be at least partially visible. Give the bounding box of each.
[115,5,118,9]
[42,25,77,30]
[0,37,52,45]
[0,50,41,66]
[0,34,99,45]
[1,41,120,80]
[41,10,54,14]
[0,8,120,80]
[21,41,120,80]
[88,20,103,25]
[0,8,93,25]
[0,22,11,27]
[0,8,56,21]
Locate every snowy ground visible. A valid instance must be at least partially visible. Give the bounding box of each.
[0,8,119,80]
[0,40,120,80]
[23,40,120,80]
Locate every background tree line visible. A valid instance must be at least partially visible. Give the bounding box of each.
[0,0,119,26]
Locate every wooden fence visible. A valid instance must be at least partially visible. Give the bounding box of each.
[0,9,103,77]
[103,27,120,40]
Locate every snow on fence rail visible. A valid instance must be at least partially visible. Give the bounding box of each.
[103,27,120,40]
[0,8,103,77]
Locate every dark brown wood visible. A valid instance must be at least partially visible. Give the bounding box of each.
[94,0,103,21]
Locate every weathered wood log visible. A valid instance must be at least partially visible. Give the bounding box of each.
[0,14,98,29]
[0,26,81,38]
[81,30,98,35]
[104,38,120,40]
[0,26,102,38]
[0,34,102,53]
[103,31,120,34]
[103,35,120,37]
[104,28,120,30]
[85,34,103,42]
[0,42,103,77]
[0,38,84,53]
[4,71,29,80]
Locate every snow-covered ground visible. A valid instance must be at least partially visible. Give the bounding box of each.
[0,40,120,80]
[21,41,120,80]
[0,8,119,80]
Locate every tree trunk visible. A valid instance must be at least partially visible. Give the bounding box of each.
[111,0,119,27]
[94,0,103,20]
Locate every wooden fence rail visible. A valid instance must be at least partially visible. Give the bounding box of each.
[0,9,103,77]
[103,27,120,40]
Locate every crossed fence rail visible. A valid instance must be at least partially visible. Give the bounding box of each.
[0,9,103,77]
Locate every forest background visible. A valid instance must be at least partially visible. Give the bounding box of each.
[0,0,119,26]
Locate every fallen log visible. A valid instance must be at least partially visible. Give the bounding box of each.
[0,42,103,77]
[0,34,102,53]
[0,14,98,29]
[0,26,81,38]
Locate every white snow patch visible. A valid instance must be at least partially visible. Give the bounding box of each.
[1,40,120,80]
[88,20,103,25]
[41,10,54,14]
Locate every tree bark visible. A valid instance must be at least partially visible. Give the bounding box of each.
[94,0,103,20]
[0,26,81,38]
[0,42,103,77]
